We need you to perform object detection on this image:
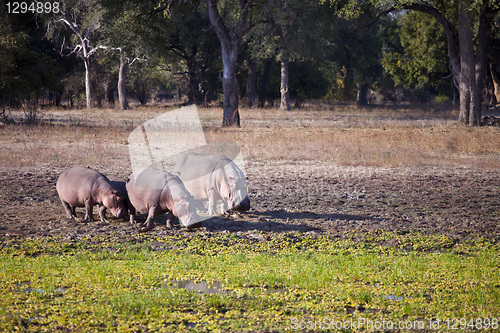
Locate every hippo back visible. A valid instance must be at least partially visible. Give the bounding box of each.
[174,154,250,211]
[56,166,128,218]
[126,167,199,227]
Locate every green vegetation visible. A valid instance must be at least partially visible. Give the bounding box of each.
[1,232,498,332]
[2,0,499,126]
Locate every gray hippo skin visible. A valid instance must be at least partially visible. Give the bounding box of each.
[106,175,136,223]
[173,154,250,215]
[56,166,128,222]
[126,167,200,232]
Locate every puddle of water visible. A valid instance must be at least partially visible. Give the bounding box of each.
[381,294,405,301]
[15,282,67,295]
[163,280,226,295]
[373,283,405,301]
[22,288,45,294]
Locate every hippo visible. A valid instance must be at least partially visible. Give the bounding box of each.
[56,166,128,223]
[106,175,136,223]
[126,167,200,232]
[173,154,250,216]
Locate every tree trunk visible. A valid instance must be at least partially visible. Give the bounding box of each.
[118,53,128,110]
[357,84,368,106]
[280,53,291,111]
[491,61,500,104]
[458,1,478,125]
[258,58,272,108]
[186,57,204,105]
[472,11,490,123]
[205,0,254,127]
[221,44,240,127]
[401,2,492,126]
[245,58,257,108]
[83,57,94,108]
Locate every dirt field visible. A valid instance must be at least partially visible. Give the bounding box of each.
[1,105,499,242]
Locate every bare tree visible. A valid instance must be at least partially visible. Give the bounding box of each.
[46,0,107,108]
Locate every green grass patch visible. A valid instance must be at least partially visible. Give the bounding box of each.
[0,232,498,332]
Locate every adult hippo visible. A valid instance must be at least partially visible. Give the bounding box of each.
[56,166,128,223]
[126,167,200,232]
[173,154,250,216]
[106,175,136,223]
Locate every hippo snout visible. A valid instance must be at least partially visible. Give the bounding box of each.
[179,212,202,228]
[112,208,128,219]
[231,196,250,212]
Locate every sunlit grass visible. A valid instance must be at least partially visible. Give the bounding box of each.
[0,233,498,332]
[1,105,499,170]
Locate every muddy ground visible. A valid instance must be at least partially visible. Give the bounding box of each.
[0,161,498,243]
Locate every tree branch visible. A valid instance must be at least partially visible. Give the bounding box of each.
[352,7,395,34]
[365,4,460,78]
[401,3,459,76]
[205,0,231,44]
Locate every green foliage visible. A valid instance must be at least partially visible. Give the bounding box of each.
[289,61,329,101]
[322,4,391,102]
[3,0,477,108]
[0,8,64,107]
[435,94,451,103]
[0,233,498,331]
[381,11,450,90]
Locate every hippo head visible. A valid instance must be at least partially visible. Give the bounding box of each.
[169,177,201,227]
[173,195,200,227]
[219,167,249,211]
[231,196,250,212]
[103,190,128,219]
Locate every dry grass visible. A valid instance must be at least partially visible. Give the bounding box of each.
[203,106,500,168]
[1,104,499,171]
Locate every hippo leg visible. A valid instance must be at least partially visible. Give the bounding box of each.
[98,205,110,223]
[139,206,156,232]
[129,206,136,224]
[83,200,94,222]
[207,189,217,216]
[186,222,202,230]
[166,211,175,229]
[220,201,228,214]
[196,201,207,214]
[61,200,76,219]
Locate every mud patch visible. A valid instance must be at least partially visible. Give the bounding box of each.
[0,163,498,242]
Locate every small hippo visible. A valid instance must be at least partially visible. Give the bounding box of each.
[56,166,128,222]
[106,175,136,223]
[173,154,250,215]
[126,167,200,232]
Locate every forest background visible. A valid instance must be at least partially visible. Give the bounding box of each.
[1,0,499,126]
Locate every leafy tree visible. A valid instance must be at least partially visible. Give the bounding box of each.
[160,0,259,124]
[0,6,62,115]
[247,0,324,110]
[151,2,221,105]
[321,1,389,105]
[372,0,500,125]
[100,0,153,109]
[202,0,259,126]
[382,12,449,90]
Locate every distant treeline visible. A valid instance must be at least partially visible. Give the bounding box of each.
[1,0,499,125]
